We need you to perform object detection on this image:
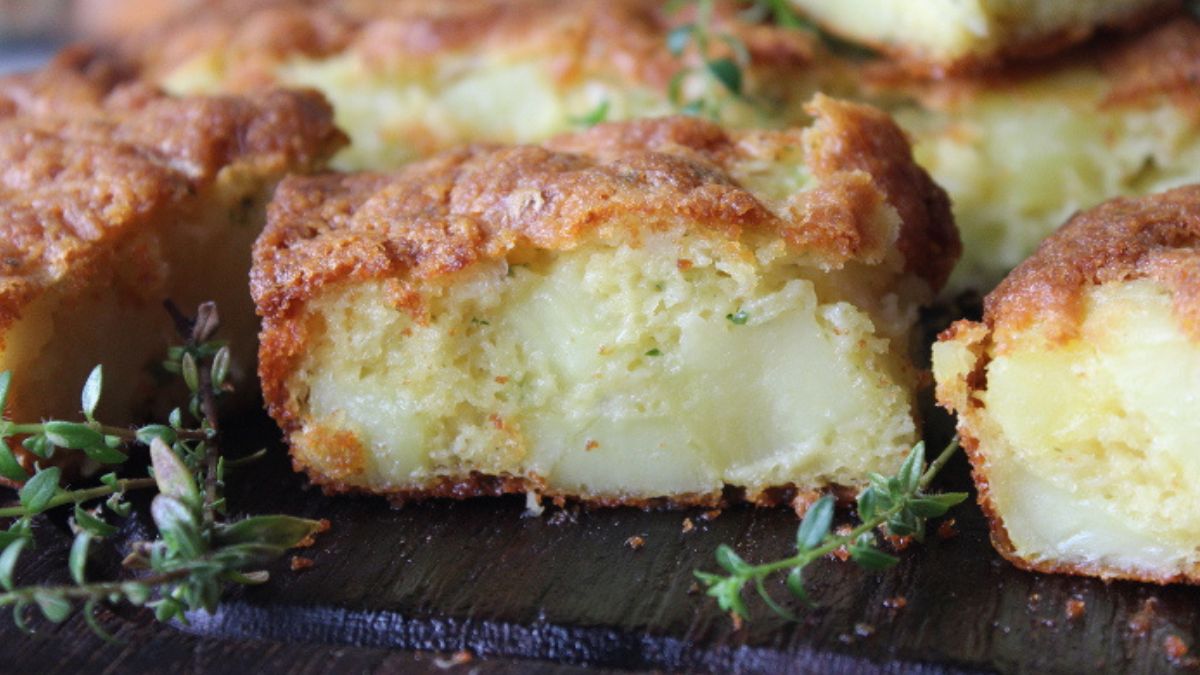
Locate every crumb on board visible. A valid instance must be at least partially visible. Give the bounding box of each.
[688,581,701,595]
[625,535,646,550]
[885,534,913,552]
[855,622,875,638]
[730,613,744,632]
[831,524,854,561]
[290,556,314,572]
[585,439,600,451]
[1027,592,1042,610]
[433,650,474,669]
[1128,597,1161,637]
[296,519,332,548]
[523,491,545,518]
[937,518,958,540]
[682,518,695,534]
[1164,634,1200,667]
[884,596,907,610]
[1065,598,1086,621]
[699,509,722,521]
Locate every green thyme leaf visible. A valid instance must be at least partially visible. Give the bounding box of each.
[34,591,71,623]
[0,438,28,482]
[74,503,118,537]
[856,487,878,522]
[907,493,969,518]
[22,435,52,459]
[847,544,899,571]
[81,599,118,644]
[706,58,742,95]
[149,438,199,506]
[19,467,60,514]
[150,495,203,559]
[211,346,231,390]
[645,348,663,357]
[726,310,749,325]
[796,495,833,551]
[215,515,322,549]
[898,442,924,494]
[715,544,750,574]
[0,539,26,591]
[43,421,104,451]
[136,425,177,447]
[81,365,103,421]
[69,532,91,584]
[181,352,200,393]
[570,100,610,128]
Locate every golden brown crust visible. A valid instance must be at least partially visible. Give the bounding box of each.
[119,0,817,94]
[0,50,347,338]
[1102,17,1200,107]
[983,185,1200,351]
[254,98,957,446]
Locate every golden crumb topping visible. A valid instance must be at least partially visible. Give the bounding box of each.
[984,184,1200,349]
[0,49,346,333]
[252,96,957,319]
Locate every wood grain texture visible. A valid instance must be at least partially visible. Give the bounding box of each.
[3,408,1200,674]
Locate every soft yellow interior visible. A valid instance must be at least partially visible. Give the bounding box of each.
[897,71,1200,291]
[978,279,1200,573]
[166,52,805,171]
[288,230,922,500]
[789,0,1167,63]
[0,169,270,426]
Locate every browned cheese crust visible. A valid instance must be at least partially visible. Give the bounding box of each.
[985,184,1200,352]
[0,48,347,342]
[253,95,958,502]
[117,0,818,93]
[937,185,1200,583]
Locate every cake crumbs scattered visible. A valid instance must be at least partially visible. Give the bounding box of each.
[730,613,743,632]
[937,518,958,540]
[681,518,695,534]
[433,650,474,669]
[1164,635,1199,667]
[585,439,600,451]
[296,519,332,548]
[687,581,701,594]
[290,556,314,572]
[832,524,854,561]
[625,535,646,550]
[1065,598,1086,621]
[523,491,545,518]
[1027,592,1042,610]
[883,596,907,610]
[1128,597,1161,637]
[699,509,722,521]
[854,622,875,638]
[885,534,913,552]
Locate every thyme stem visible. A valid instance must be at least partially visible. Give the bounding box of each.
[0,478,158,518]
[5,424,207,442]
[0,569,190,607]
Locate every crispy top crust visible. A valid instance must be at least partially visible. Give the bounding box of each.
[252,95,958,321]
[122,0,818,92]
[0,49,346,332]
[983,185,1200,350]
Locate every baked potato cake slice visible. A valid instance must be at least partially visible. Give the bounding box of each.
[790,0,1177,75]
[253,97,959,507]
[0,50,344,431]
[888,17,1200,291]
[117,0,833,170]
[934,185,1200,582]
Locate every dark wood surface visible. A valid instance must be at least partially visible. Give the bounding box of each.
[3,407,1200,674]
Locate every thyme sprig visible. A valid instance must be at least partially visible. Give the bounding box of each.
[695,439,965,621]
[0,302,322,637]
[666,0,752,118]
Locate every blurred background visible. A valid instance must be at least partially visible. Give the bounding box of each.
[0,0,204,73]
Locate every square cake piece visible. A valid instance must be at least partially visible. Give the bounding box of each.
[0,50,345,429]
[934,185,1200,582]
[116,0,835,170]
[253,96,959,507]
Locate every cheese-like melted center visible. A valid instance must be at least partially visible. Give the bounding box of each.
[289,232,921,500]
[790,0,1166,63]
[898,72,1200,291]
[165,52,797,171]
[980,279,1200,574]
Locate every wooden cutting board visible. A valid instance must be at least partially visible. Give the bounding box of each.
[6,405,1198,674]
